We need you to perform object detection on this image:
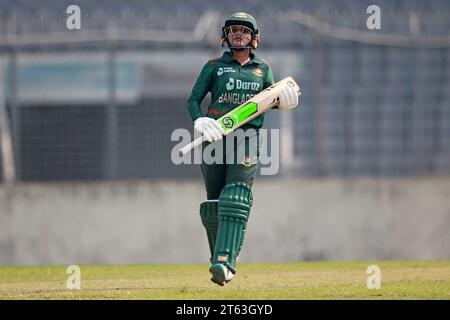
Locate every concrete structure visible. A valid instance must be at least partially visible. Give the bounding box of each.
[0,178,449,265]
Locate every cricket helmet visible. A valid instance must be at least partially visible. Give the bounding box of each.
[221,12,260,49]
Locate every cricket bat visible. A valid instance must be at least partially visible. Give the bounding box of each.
[178,76,301,157]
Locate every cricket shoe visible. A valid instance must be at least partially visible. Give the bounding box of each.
[209,263,234,286]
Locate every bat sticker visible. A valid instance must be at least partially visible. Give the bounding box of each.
[221,117,235,129]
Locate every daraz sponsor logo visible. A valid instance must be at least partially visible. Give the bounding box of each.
[226,78,260,91]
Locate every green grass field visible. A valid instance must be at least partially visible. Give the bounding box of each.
[0,260,449,300]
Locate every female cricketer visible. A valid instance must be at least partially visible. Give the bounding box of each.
[187,12,299,286]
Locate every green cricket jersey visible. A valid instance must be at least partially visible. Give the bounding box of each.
[188,51,274,128]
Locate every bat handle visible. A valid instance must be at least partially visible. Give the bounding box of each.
[178,136,204,157]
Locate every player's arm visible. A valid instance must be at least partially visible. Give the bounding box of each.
[263,64,278,109]
[187,62,213,122]
[263,64,275,89]
[187,62,224,142]
[263,64,299,111]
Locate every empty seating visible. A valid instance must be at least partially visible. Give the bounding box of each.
[1,0,450,181]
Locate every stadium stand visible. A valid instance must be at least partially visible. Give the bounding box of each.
[0,0,449,180]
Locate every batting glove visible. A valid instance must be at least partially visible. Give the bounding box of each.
[194,117,225,143]
[278,85,299,111]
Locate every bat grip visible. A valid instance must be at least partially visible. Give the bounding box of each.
[178,136,204,157]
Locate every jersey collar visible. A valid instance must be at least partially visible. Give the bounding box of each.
[222,51,262,65]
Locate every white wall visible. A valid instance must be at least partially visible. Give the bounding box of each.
[0,178,449,265]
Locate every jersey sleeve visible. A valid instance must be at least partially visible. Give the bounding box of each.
[187,61,213,122]
[263,64,275,89]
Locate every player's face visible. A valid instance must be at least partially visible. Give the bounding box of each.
[226,25,252,48]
